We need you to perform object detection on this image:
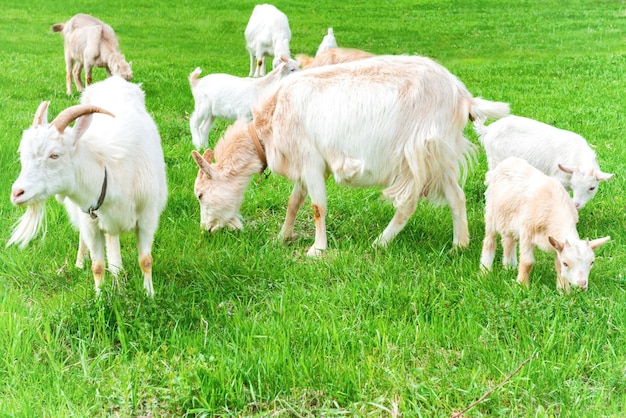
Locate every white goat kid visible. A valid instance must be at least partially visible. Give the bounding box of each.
[9,76,167,296]
[245,4,292,77]
[480,157,610,293]
[315,28,338,56]
[52,13,133,95]
[474,115,614,210]
[192,55,510,255]
[188,56,299,150]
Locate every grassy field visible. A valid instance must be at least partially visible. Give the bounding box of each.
[1,0,625,416]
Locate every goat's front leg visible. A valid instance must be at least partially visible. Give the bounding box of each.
[501,235,518,268]
[373,198,417,248]
[75,232,89,269]
[278,182,307,242]
[82,225,106,294]
[106,234,123,277]
[136,219,158,297]
[85,64,94,86]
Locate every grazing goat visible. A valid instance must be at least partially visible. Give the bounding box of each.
[188,56,299,150]
[480,157,609,292]
[191,55,510,255]
[245,4,292,77]
[296,47,375,69]
[315,28,338,56]
[474,115,614,210]
[52,13,133,95]
[9,76,167,296]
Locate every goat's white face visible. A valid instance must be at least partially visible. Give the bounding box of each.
[559,165,614,210]
[550,236,610,290]
[11,106,92,207]
[192,150,245,232]
[11,127,72,206]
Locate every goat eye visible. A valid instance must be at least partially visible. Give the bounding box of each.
[197,193,204,200]
[49,153,60,160]
[563,262,569,268]
[589,186,596,191]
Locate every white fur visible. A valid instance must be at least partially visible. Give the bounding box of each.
[192,55,510,255]
[52,14,133,95]
[9,77,167,296]
[480,157,610,292]
[315,28,338,56]
[474,115,614,210]
[188,57,299,150]
[245,4,292,77]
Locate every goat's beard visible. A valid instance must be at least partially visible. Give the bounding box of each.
[7,202,47,249]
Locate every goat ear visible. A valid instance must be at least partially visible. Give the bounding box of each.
[192,150,214,179]
[589,236,610,250]
[595,170,614,181]
[280,56,288,64]
[558,164,575,174]
[71,114,94,143]
[33,101,50,127]
[548,236,565,252]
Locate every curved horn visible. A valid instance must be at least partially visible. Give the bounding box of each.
[32,101,50,127]
[50,104,115,133]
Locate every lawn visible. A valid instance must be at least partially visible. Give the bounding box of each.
[0,0,625,416]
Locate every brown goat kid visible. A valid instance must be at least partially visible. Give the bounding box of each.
[52,14,133,95]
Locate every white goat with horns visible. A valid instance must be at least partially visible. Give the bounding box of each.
[8,76,167,296]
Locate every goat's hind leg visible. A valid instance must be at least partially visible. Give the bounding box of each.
[442,176,469,248]
[373,198,417,248]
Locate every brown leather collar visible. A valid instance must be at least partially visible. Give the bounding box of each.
[248,123,268,175]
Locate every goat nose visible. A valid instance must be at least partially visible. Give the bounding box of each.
[11,188,24,202]
[580,280,588,290]
[574,202,581,210]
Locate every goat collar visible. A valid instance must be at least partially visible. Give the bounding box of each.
[248,123,268,176]
[86,167,108,219]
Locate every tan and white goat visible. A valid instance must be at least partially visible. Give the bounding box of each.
[480,156,610,292]
[52,13,133,95]
[192,55,509,256]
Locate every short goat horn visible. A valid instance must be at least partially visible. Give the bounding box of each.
[51,104,115,133]
[32,101,50,128]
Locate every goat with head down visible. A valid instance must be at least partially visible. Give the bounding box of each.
[9,76,167,296]
[52,13,133,95]
[474,115,614,210]
[480,156,610,293]
[192,55,510,255]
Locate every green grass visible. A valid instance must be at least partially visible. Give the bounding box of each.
[1,0,626,416]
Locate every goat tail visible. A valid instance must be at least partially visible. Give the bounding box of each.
[469,97,509,142]
[51,23,65,33]
[189,67,202,89]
